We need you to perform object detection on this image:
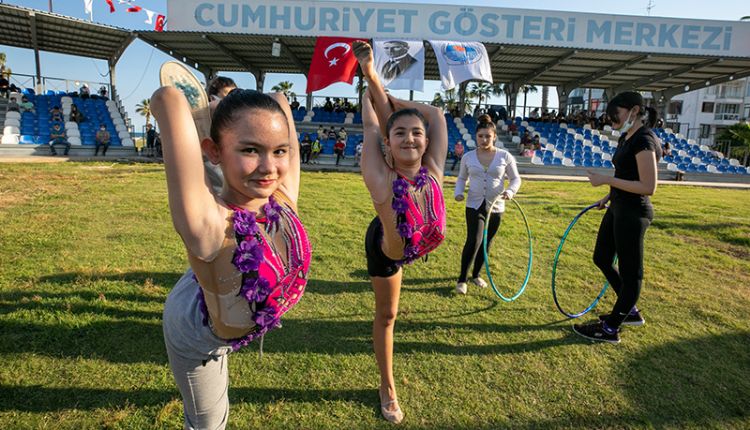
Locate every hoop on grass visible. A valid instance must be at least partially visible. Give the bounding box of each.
[551,203,616,318]
[482,194,533,302]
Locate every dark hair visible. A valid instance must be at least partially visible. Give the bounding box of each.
[476,114,496,133]
[385,108,427,137]
[606,91,658,128]
[206,76,237,98]
[210,89,287,143]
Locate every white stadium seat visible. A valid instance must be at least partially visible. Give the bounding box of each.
[121,138,134,147]
[3,125,20,135]
[511,135,521,144]
[4,118,20,128]
[118,131,130,139]
[5,111,20,120]
[531,155,543,165]
[66,129,80,138]
[65,122,78,130]
[563,158,574,166]
[68,136,81,145]
[1,134,19,144]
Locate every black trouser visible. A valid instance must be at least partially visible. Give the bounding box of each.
[458,200,502,283]
[335,149,344,166]
[301,147,311,163]
[593,200,653,329]
[95,142,109,156]
[451,154,462,170]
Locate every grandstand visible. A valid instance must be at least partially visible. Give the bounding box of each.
[1,90,132,150]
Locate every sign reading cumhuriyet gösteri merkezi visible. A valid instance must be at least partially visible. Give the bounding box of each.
[168,0,750,57]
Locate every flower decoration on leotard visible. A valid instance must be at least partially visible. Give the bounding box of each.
[392,167,430,264]
[196,195,291,351]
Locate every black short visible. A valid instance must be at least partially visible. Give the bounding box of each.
[364,217,401,278]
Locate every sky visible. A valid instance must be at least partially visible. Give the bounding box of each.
[0,0,747,131]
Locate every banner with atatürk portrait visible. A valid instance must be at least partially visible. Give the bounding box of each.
[373,39,425,92]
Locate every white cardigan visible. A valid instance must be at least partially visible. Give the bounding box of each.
[454,149,522,213]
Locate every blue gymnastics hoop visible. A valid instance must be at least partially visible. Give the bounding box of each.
[482,195,533,302]
[551,203,616,318]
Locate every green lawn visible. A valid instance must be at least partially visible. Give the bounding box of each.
[0,162,748,429]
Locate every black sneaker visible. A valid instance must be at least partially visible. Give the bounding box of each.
[599,311,645,326]
[572,321,620,344]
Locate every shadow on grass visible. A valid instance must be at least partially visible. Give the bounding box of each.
[504,331,750,430]
[0,319,167,365]
[33,271,182,298]
[307,271,456,296]
[0,384,374,414]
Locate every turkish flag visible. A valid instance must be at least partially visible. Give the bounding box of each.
[306,37,364,93]
[155,14,166,32]
[104,0,115,13]
[127,6,142,13]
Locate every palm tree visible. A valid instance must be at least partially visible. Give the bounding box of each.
[492,83,512,113]
[136,99,151,127]
[519,84,538,118]
[271,81,295,101]
[541,86,549,112]
[469,82,493,111]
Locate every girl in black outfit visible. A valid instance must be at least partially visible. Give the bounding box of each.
[574,91,662,344]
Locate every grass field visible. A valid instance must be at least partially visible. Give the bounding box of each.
[0,162,748,430]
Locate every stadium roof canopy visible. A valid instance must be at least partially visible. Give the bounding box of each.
[2,2,750,102]
[0,3,134,63]
[134,31,750,98]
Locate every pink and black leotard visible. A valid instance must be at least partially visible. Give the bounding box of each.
[365,166,446,277]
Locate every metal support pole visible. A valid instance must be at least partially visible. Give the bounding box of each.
[29,12,42,91]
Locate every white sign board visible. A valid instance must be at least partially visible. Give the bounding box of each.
[167,0,750,57]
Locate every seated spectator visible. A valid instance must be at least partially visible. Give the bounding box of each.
[98,86,108,99]
[317,125,324,138]
[333,97,342,112]
[327,128,337,141]
[338,126,347,142]
[521,131,532,146]
[94,123,111,156]
[19,96,35,114]
[662,141,672,157]
[50,106,64,123]
[323,97,334,112]
[342,98,353,113]
[529,108,540,119]
[79,84,90,99]
[0,74,9,99]
[508,122,518,136]
[7,97,20,112]
[290,96,300,110]
[48,123,70,156]
[69,104,85,124]
[533,135,542,150]
[521,145,535,157]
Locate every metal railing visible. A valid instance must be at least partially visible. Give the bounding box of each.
[5,72,110,96]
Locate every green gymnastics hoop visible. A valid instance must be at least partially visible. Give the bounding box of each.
[482,194,533,302]
[551,203,615,318]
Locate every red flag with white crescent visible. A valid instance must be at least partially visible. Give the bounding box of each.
[104,0,115,13]
[306,37,365,93]
[155,14,166,32]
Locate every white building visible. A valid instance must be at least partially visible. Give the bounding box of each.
[669,78,750,147]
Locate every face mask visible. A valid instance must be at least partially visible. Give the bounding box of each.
[618,109,637,134]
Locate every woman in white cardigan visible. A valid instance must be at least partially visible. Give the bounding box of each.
[454,115,522,295]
